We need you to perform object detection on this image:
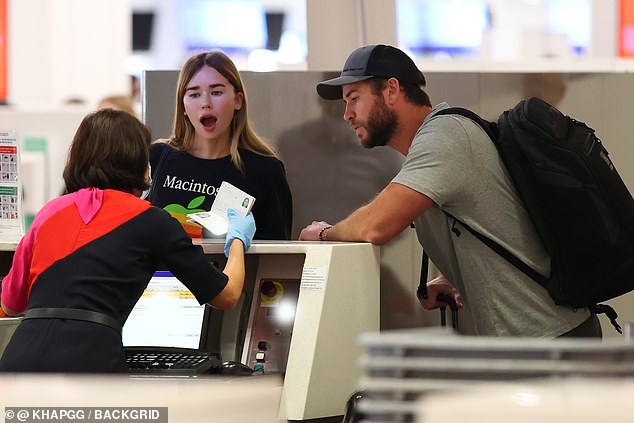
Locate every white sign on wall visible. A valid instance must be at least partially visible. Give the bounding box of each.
[0,129,23,242]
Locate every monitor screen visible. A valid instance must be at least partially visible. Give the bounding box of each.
[546,0,590,55]
[178,0,267,53]
[132,12,155,52]
[265,12,285,51]
[396,0,489,56]
[122,271,207,349]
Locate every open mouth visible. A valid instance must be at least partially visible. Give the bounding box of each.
[200,115,217,128]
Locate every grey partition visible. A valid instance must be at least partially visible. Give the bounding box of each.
[143,70,634,335]
[143,70,423,332]
[143,70,404,237]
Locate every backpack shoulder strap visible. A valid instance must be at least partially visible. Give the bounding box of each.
[416,250,430,299]
[433,108,550,287]
[444,211,549,287]
[434,107,499,141]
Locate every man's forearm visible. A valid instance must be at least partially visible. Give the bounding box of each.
[325,204,386,244]
[299,183,432,244]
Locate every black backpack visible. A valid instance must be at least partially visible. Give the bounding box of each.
[430,97,634,333]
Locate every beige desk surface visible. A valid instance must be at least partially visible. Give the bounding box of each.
[0,373,284,422]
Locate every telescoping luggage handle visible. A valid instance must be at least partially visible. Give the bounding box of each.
[437,293,459,331]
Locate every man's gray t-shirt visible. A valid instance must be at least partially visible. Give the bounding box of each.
[393,103,589,336]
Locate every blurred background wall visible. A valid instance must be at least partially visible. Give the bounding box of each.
[3,0,634,335]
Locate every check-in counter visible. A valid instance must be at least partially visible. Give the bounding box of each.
[0,240,380,422]
[197,240,380,421]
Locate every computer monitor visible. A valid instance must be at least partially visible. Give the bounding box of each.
[122,270,210,349]
[178,0,267,54]
[132,12,155,52]
[396,0,490,56]
[547,0,590,55]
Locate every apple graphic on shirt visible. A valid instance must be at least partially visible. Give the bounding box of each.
[163,195,207,238]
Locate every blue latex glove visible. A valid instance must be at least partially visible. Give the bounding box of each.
[224,208,256,257]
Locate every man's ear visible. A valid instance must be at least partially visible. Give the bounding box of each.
[385,77,400,105]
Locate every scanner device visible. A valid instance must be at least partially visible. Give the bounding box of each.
[221,360,254,376]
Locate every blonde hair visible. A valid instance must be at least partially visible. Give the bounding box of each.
[169,51,276,171]
[98,95,136,116]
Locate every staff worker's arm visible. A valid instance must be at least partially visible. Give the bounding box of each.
[300,183,434,245]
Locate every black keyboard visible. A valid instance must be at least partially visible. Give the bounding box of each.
[125,346,222,376]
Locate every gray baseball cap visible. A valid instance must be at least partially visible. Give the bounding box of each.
[316,44,425,100]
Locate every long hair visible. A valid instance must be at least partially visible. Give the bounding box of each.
[168,50,276,171]
[63,109,151,193]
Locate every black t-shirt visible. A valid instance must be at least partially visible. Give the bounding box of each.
[148,143,292,240]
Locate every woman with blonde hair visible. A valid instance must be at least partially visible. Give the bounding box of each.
[147,50,292,239]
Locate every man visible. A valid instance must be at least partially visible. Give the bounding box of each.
[299,44,600,338]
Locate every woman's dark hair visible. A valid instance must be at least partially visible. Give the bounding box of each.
[63,109,152,194]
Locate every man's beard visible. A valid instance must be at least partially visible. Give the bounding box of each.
[361,96,398,149]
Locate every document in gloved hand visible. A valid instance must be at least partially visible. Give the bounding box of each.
[187,181,255,235]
